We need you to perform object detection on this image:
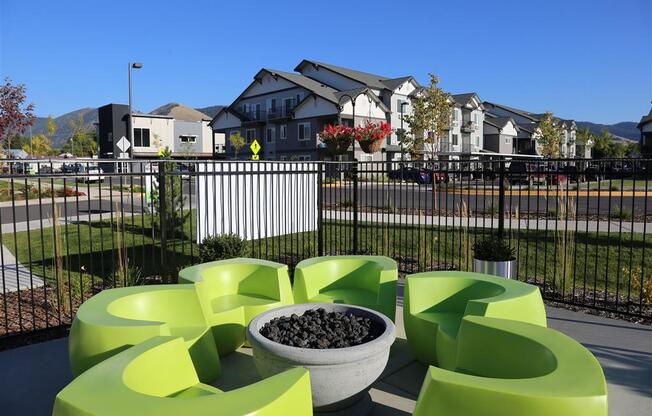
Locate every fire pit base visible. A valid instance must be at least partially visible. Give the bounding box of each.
[247,303,395,412]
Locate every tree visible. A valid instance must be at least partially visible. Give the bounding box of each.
[47,115,57,137]
[536,112,564,158]
[62,114,98,156]
[592,128,614,159]
[22,134,52,156]
[403,74,452,161]
[229,132,246,159]
[0,78,35,145]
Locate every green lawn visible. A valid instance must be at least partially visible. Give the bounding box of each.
[581,180,652,190]
[5,211,650,306]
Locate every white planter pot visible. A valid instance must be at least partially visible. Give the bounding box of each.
[472,258,517,279]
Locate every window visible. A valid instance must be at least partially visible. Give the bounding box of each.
[298,123,310,141]
[452,134,459,146]
[254,103,261,120]
[280,155,287,161]
[297,155,311,161]
[133,128,150,147]
[280,125,287,140]
[246,129,255,143]
[180,135,197,143]
[505,137,511,144]
[266,127,275,143]
[267,98,277,112]
[108,132,113,144]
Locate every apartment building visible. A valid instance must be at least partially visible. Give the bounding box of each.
[483,102,586,158]
[210,60,420,162]
[637,106,652,158]
[97,103,225,162]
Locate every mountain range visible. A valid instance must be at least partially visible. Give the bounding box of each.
[27,103,639,148]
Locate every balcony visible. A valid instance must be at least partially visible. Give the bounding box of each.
[461,121,478,133]
[267,104,296,122]
[241,109,267,126]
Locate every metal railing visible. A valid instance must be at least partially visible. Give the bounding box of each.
[0,157,650,346]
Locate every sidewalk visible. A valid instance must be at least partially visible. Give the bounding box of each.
[0,244,44,293]
[325,210,652,233]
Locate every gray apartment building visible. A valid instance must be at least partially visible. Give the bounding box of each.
[210,60,420,162]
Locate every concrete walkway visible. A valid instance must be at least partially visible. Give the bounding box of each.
[0,305,649,415]
[325,210,652,233]
[0,244,44,293]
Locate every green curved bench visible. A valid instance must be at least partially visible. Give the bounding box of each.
[69,285,220,382]
[178,258,294,355]
[293,255,398,320]
[54,336,313,416]
[413,316,607,416]
[404,271,546,369]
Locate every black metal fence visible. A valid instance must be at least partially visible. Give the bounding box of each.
[0,157,650,346]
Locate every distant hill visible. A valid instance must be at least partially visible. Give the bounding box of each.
[149,103,211,121]
[30,108,98,148]
[575,121,639,141]
[196,105,225,118]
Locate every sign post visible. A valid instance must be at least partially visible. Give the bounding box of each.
[250,139,261,161]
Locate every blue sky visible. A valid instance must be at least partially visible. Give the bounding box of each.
[1,0,650,124]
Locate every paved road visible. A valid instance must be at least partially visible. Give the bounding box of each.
[1,179,649,225]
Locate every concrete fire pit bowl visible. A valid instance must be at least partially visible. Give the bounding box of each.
[247,303,396,415]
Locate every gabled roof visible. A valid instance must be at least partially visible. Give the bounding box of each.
[484,116,519,131]
[637,107,652,129]
[484,101,539,122]
[517,122,540,135]
[258,68,340,104]
[333,87,391,113]
[452,93,481,106]
[208,106,245,127]
[295,59,414,92]
[380,76,417,91]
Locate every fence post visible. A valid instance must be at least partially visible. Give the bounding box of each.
[158,161,167,281]
[317,163,324,256]
[352,160,359,254]
[498,160,505,238]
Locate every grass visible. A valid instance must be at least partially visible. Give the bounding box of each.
[4,210,651,302]
[584,180,652,190]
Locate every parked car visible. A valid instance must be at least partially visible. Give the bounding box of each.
[388,166,431,185]
[561,165,585,182]
[71,164,104,183]
[584,164,604,182]
[507,162,544,186]
[423,163,450,184]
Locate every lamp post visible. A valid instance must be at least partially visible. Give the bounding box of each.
[128,62,143,167]
[337,90,371,160]
[400,101,409,163]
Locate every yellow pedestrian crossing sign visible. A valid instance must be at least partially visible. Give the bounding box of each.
[250,139,261,160]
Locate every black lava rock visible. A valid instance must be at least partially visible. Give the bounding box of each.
[260,308,381,349]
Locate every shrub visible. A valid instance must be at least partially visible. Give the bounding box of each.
[473,237,515,262]
[199,233,248,263]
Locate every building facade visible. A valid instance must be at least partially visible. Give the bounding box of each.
[97,103,224,162]
[211,60,419,162]
[638,106,652,158]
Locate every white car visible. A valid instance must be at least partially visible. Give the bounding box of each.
[75,164,105,183]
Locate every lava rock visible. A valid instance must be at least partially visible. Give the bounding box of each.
[259,307,380,349]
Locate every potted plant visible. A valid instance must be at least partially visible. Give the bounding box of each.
[355,121,392,154]
[319,124,355,155]
[472,236,516,279]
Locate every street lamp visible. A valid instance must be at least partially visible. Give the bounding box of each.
[337,90,371,160]
[128,62,143,165]
[400,101,409,163]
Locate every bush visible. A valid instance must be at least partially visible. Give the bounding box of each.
[199,233,248,263]
[473,237,515,262]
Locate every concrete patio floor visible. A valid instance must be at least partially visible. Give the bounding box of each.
[0,305,650,415]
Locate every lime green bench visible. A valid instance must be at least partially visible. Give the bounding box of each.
[178,258,294,355]
[69,285,221,382]
[293,255,398,321]
[55,336,312,416]
[404,271,546,369]
[413,316,608,416]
